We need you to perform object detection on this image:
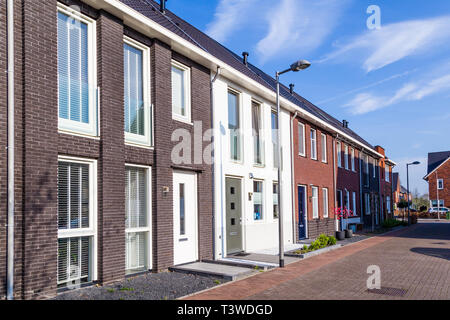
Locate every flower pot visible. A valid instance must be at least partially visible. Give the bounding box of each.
[336,231,345,241]
[345,229,353,238]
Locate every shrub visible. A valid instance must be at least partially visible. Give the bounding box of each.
[327,236,337,246]
[382,218,402,229]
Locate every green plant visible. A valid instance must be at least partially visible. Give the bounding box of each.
[214,280,221,285]
[382,218,402,229]
[119,287,134,292]
[107,288,115,293]
[327,236,337,246]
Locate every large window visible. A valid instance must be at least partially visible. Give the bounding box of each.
[125,166,151,274]
[386,196,391,214]
[352,192,357,216]
[228,90,241,161]
[311,129,317,160]
[364,154,369,187]
[344,145,349,170]
[438,179,444,190]
[172,60,191,123]
[272,111,279,168]
[57,5,97,136]
[273,182,279,219]
[351,148,355,171]
[385,165,390,182]
[323,188,329,218]
[312,187,319,219]
[124,38,151,146]
[345,190,350,212]
[337,142,342,168]
[57,157,97,288]
[298,122,306,157]
[321,133,327,163]
[253,181,263,221]
[373,158,377,178]
[364,193,371,215]
[252,101,264,166]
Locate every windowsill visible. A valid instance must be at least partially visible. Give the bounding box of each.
[59,129,100,140]
[230,159,243,165]
[172,115,193,126]
[299,153,306,158]
[254,164,266,168]
[125,141,154,150]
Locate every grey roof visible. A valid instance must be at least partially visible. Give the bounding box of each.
[121,0,376,150]
[400,186,408,194]
[393,173,399,189]
[427,151,450,175]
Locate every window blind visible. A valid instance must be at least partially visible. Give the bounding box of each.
[172,66,186,116]
[125,232,147,272]
[58,11,90,124]
[57,237,90,286]
[58,162,90,230]
[124,44,145,136]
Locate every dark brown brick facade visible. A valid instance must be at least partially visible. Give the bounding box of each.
[1,0,213,299]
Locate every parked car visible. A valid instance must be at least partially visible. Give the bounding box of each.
[428,207,449,214]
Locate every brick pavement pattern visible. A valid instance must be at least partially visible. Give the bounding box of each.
[186,222,450,300]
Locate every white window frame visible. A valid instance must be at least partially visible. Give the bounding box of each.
[311,129,317,160]
[322,188,329,218]
[351,148,355,172]
[437,179,444,190]
[312,186,319,219]
[57,155,98,283]
[344,145,349,170]
[298,122,306,157]
[253,180,264,222]
[125,164,152,273]
[252,100,265,167]
[273,182,279,220]
[57,4,98,138]
[321,133,327,163]
[352,192,357,216]
[228,88,243,163]
[171,59,192,124]
[124,37,153,148]
[337,142,342,168]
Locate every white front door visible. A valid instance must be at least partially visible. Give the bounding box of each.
[173,171,198,265]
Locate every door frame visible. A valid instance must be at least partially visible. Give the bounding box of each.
[225,176,245,256]
[297,184,308,240]
[173,170,199,265]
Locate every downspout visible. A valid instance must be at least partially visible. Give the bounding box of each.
[290,112,298,242]
[358,149,363,226]
[6,0,15,301]
[332,136,337,232]
[210,66,221,259]
[378,158,382,226]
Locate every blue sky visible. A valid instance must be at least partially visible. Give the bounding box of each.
[166,0,450,195]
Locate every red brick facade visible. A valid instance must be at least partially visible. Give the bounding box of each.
[0,0,213,299]
[427,159,450,208]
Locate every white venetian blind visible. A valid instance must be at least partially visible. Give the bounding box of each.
[58,11,90,124]
[57,237,90,285]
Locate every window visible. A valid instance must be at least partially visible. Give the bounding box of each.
[344,145,349,170]
[228,90,241,161]
[373,158,377,178]
[273,183,279,219]
[385,165,390,182]
[337,190,343,209]
[438,179,444,190]
[322,188,329,218]
[321,134,327,163]
[252,101,264,165]
[57,5,97,136]
[352,192,357,216]
[431,199,444,207]
[124,38,151,146]
[337,142,342,168]
[298,122,306,157]
[364,154,369,187]
[364,193,371,215]
[351,148,355,171]
[172,60,191,123]
[386,196,391,214]
[272,111,279,168]
[345,190,350,212]
[179,183,185,235]
[57,157,97,288]
[125,166,151,274]
[253,181,263,221]
[311,129,317,160]
[312,187,319,219]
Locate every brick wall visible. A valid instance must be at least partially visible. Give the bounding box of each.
[0,0,213,299]
[292,117,336,240]
[428,160,450,208]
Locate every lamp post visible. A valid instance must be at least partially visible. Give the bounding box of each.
[406,161,420,225]
[276,60,311,267]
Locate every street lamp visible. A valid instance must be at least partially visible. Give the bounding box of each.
[276,60,311,268]
[406,161,420,226]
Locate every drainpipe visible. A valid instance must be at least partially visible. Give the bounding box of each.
[358,148,363,226]
[6,0,15,301]
[332,136,337,232]
[290,112,298,242]
[210,66,221,260]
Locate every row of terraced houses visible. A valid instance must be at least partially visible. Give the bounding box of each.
[0,0,397,299]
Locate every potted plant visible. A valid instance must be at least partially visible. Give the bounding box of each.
[334,207,346,241]
[343,207,354,238]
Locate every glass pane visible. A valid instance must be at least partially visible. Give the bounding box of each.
[253,181,263,221]
[272,112,279,167]
[57,237,91,287]
[125,167,147,229]
[273,183,279,219]
[252,102,262,165]
[172,66,186,116]
[126,232,147,273]
[180,183,186,235]
[228,92,240,161]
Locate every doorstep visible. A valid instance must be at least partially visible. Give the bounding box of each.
[169,262,257,281]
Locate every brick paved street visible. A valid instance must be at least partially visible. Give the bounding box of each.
[186,221,450,300]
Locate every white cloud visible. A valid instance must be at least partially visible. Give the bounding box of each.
[205,0,258,43]
[345,73,450,115]
[319,16,450,72]
[256,0,348,63]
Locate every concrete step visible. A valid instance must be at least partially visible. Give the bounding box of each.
[202,259,274,271]
[169,262,258,281]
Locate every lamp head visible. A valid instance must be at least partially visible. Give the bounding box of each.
[290,60,311,72]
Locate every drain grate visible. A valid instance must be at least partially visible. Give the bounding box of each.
[367,287,407,297]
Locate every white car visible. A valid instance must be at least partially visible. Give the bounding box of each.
[428,207,449,213]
